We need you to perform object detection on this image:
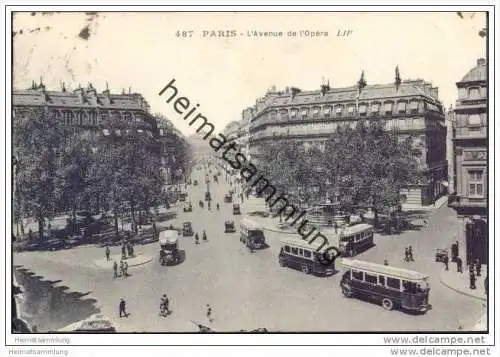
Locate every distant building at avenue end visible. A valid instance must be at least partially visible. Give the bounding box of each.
[449,58,488,265]
[245,75,448,206]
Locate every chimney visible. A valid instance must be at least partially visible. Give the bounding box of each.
[74,85,86,103]
[102,82,111,104]
[477,58,486,66]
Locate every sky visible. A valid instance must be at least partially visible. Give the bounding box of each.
[12,11,487,136]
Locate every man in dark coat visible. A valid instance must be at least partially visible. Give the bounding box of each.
[456,256,463,273]
[475,259,482,277]
[469,271,476,290]
[119,298,127,317]
[443,254,449,271]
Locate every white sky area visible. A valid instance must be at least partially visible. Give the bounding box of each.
[13,12,487,135]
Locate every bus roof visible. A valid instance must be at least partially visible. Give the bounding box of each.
[159,230,179,244]
[240,217,262,230]
[339,259,429,281]
[279,237,335,254]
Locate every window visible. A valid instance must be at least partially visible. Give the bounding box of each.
[352,270,363,280]
[386,277,401,290]
[365,273,377,284]
[359,105,367,114]
[468,170,484,198]
[371,103,380,113]
[290,109,298,118]
[335,106,343,114]
[291,247,299,255]
[298,249,303,256]
[384,102,393,113]
[468,114,481,127]
[300,108,308,117]
[378,276,385,286]
[409,101,418,112]
[347,106,355,115]
[397,102,407,113]
[313,107,320,116]
[324,107,332,116]
[304,250,312,258]
[468,87,480,98]
[270,111,277,118]
[284,245,290,253]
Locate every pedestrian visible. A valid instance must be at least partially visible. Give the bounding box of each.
[119,298,127,318]
[469,270,476,290]
[469,263,474,275]
[113,260,118,279]
[455,240,460,260]
[408,246,414,262]
[195,233,199,245]
[120,259,125,277]
[456,256,463,273]
[451,242,458,262]
[475,259,482,277]
[121,244,126,259]
[152,222,157,235]
[384,260,389,266]
[123,261,129,277]
[443,254,449,271]
[206,304,213,323]
[202,230,207,242]
[404,247,409,262]
[484,274,488,296]
[130,243,134,257]
[105,245,110,261]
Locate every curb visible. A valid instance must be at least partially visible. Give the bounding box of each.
[439,273,487,302]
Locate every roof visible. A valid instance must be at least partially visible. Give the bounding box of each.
[256,80,440,111]
[279,237,335,253]
[339,259,429,281]
[240,217,262,230]
[13,88,151,111]
[459,59,487,83]
[159,230,179,244]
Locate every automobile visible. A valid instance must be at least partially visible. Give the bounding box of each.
[179,192,188,202]
[159,230,182,266]
[233,204,241,215]
[183,202,193,212]
[205,191,211,201]
[182,221,194,237]
[193,180,198,186]
[224,193,233,203]
[224,220,236,233]
[435,248,448,263]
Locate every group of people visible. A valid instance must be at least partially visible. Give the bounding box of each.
[404,246,414,262]
[113,259,129,278]
[121,240,135,259]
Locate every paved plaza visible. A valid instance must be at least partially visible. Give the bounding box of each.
[13,167,487,332]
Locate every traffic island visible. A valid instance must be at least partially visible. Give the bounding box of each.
[93,253,153,269]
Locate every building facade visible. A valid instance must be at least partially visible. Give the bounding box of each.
[247,79,448,205]
[13,81,157,136]
[450,58,488,265]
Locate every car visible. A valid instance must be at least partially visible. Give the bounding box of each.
[193,180,198,186]
[224,220,236,233]
[233,204,241,215]
[182,221,194,237]
[224,193,233,203]
[183,202,193,212]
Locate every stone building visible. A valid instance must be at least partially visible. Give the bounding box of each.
[247,78,448,205]
[450,58,488,265]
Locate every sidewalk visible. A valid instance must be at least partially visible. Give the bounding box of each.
[439,263,487,302]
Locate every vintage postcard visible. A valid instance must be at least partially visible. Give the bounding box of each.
[3,5,497,355]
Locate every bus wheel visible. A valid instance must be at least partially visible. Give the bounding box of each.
[301,265,310,274]
[341,284,353,297]
[382,298,394,311]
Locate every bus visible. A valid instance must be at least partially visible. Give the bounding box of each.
[239,217,266,249]
[336,224,374,257]
[278,237,337,276]
[339,259,430,313]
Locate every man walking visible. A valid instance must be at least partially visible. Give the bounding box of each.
[206,304,213,323]
[113,260,118,279]
[408,246,414,262]
[456,256,463,273]
[443,254,449,271]
[123,261,129,277]
[404,247,409,262]
[105,245,110,261]
[475,259,482,277]
[120,259,125,277]
[119,298,127,318]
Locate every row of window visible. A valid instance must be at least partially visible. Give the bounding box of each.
[351,270,403,290]
[54,110,139,126]
[458,86,487,100]
[266,100,424,119]
[283,245,313,259]
[343,231,373,243]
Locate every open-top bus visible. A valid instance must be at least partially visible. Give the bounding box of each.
[339,259,430,313]
[278,237,338,276]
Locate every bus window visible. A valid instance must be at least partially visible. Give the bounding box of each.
[304,250,312,258]
[386,277,401,290]
[378,276,385,286]
[291,247,298,255]
[298,249,303,256]
[352,270,363,281]
[403,281,417,293]
[284,246,291,253]
[365,273,377,284]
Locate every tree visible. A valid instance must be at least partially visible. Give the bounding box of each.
[323,120,422,221]
[13,108,72,239]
